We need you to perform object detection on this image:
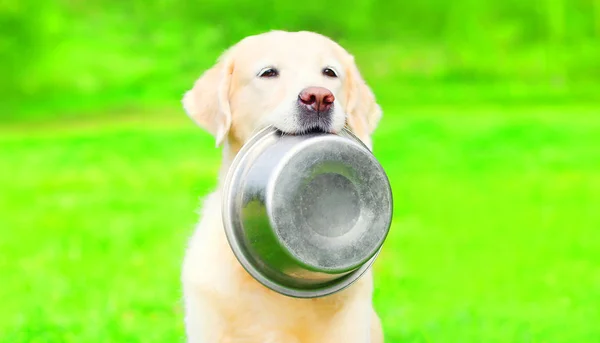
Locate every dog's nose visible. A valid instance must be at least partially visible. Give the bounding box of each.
[298,87,335,113]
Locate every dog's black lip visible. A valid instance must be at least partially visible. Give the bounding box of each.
[275,126,329,136]
[304,127,328,134]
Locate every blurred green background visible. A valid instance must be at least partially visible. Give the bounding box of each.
[1,1,600,342]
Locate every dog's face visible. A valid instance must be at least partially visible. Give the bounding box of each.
[183,30,381,149]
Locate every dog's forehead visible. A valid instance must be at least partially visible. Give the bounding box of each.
[238,31,337,50]
[233,32,345,72]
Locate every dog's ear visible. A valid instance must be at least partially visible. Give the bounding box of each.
[344,55,382,149]
[182,54,234,147]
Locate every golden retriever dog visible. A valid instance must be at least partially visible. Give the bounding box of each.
[181,30,384,343]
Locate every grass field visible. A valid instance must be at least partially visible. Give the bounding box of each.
[3,0,600,341]
[2,101,600,342]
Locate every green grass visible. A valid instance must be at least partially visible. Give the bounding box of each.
[3,1,600,340]
[2,103,600,342]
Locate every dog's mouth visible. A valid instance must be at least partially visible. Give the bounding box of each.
[303,127,329,134]
[275,126,330,136]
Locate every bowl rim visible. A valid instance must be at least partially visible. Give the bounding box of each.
[221,125,391,298]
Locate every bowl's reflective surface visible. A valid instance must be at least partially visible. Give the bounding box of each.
[222,126,393,298]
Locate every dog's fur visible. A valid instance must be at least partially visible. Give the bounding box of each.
[181,30,384,343]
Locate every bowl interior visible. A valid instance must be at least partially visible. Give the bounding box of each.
[267,134,393,273]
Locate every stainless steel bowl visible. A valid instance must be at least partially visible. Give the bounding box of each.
[222,126,393,298]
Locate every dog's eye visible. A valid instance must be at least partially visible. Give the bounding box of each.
[322,67,338,78]
[258,68,279,78]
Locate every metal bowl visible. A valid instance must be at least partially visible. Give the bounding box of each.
[222,126,393,298]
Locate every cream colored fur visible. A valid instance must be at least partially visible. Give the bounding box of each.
[181,30,384,343]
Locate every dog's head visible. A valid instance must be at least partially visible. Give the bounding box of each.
[182,30,381,150]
